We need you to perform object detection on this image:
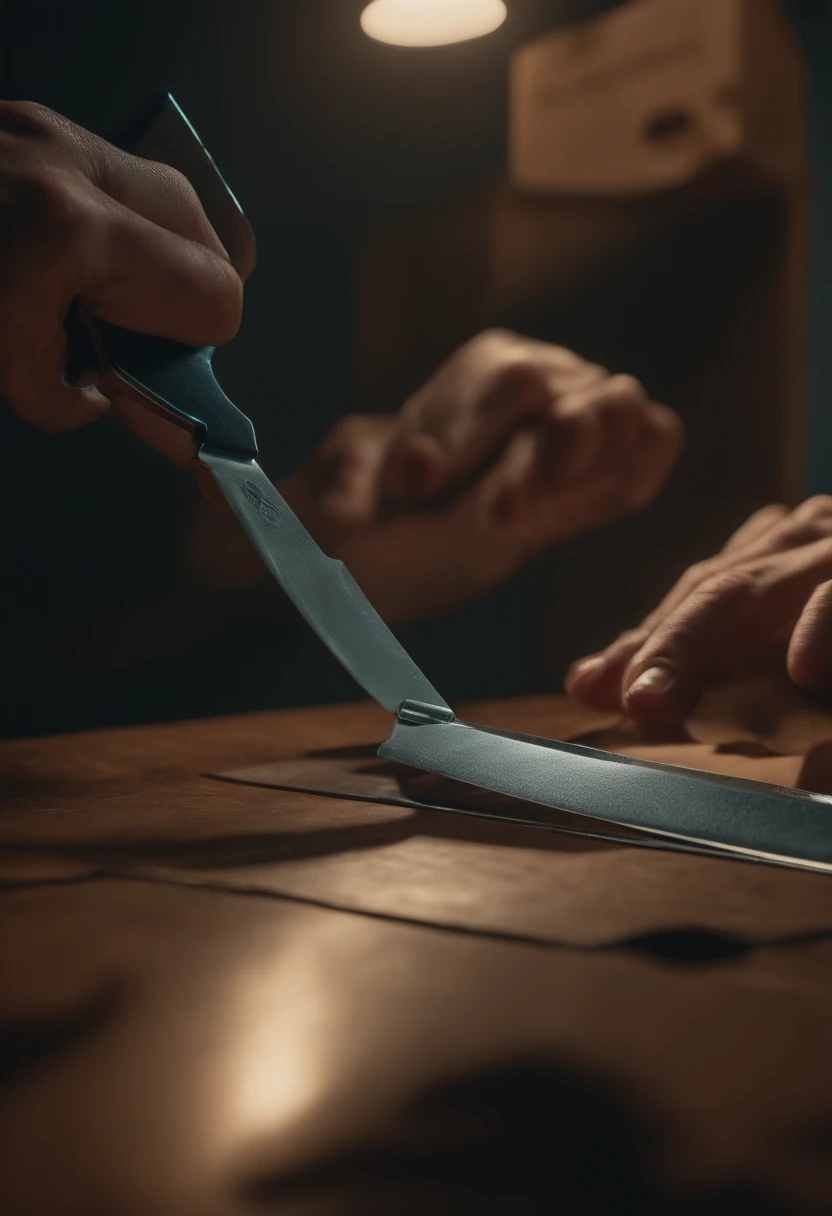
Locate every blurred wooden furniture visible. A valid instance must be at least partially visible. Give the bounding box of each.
[1,695,831,1213]
[352,0,808,687]
[511,0,804,194]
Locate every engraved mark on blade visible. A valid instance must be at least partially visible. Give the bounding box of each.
[243,480,281,526]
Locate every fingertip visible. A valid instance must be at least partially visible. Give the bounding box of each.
[564,654,605,690]
[565,654,627,711]
[625,664,675,700]
[622,664,687,723]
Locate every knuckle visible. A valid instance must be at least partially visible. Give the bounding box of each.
[664,563,708,602]
[605,372,647,401]
[488,355,548,406]
[473,327,519,350]
[12,166,89,239]
[796,494,832,527]
[461,328,518,363]
[758,501,789,518]
[613,627,650,652]
[654,616,711,659]
[780,522,829,549]
[145,160,200,207]
[804,493,832,514]
[580,361,608,382]
[699,564,759,604]
[334,414,372,439]
[778,497,832,546]
[0,99,58,140]
[324,414,379,449]
[684,559,715,585]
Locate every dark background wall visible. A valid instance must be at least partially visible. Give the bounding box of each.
[0,0,828,734]
[787,0,832,495]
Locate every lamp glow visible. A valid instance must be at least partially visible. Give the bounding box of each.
[360,0,507,47]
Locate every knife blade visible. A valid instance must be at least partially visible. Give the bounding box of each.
[199,451,449,713]
[379,706,832,871]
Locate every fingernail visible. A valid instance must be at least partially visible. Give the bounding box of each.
[626,665,675,702]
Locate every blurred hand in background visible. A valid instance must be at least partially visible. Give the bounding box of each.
[278,330,683,623]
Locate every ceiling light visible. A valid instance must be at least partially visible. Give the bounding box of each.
[360,0,507,48]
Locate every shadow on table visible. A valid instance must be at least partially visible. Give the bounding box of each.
[237,1053,787,1215]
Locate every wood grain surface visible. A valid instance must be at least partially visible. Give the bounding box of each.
[2,695,831,1214]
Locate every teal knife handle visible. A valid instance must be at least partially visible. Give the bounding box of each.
[90,316,258,459]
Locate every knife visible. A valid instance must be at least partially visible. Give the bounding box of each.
[69,96,832,873]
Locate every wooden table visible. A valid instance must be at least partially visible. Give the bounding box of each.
[2,696,831,1215]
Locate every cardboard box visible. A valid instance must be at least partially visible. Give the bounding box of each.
[510,0,804,194]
